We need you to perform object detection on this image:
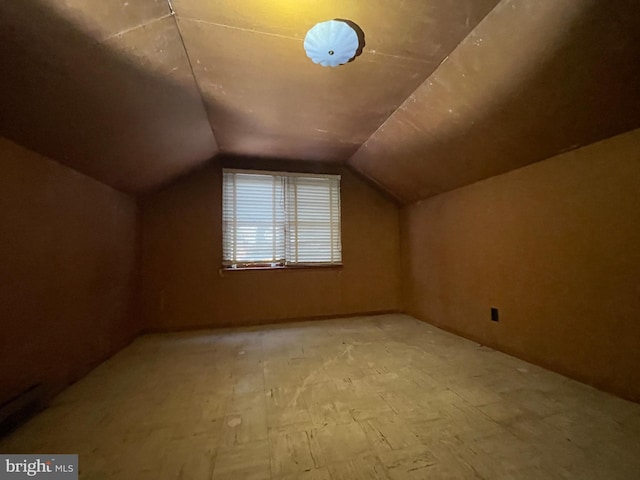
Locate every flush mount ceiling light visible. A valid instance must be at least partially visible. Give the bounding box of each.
[304,20,360,67]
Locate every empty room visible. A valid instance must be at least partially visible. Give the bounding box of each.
[1,0,639,479]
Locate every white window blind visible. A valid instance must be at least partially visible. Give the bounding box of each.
[223,169,341,267]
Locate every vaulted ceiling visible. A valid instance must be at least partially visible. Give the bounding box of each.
[2,0,639,202]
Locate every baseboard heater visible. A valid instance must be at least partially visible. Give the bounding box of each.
[0,384,46,437]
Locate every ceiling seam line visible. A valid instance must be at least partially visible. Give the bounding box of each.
[177,17,302,42]
[170,14,219,147]
[366,51,433,64]
[177,17,432,64]
[345,2,504,165]
[343,163,403,206]
[102,13,174,41]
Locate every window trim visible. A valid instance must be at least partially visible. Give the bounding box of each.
[220,264,343,273]
[222,168,343,271]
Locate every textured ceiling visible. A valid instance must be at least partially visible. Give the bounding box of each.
[1,0,639,200]
[350,0,640,203]
[171,0,499,161]
[0,0,217,193]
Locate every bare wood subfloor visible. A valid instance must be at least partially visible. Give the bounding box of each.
[2,314,639,479]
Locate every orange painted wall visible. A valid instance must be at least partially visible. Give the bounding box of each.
[401,128,640,401]
[0,138,139,404]
[140,161,400,330]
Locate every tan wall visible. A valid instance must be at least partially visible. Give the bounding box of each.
[140,162,400,330]
[402,128,640,401]
[0,138,139,404]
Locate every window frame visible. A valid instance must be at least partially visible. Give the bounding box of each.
[222,168,343,271]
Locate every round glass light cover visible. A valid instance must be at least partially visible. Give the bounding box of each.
[304,20,359,67]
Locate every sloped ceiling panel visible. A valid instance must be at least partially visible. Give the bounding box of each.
[0,0,218,193]
[171,0,500,162]
[349,0,640,204]
[4,0,638,197]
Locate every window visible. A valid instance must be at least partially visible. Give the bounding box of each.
[223,169,342,268]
